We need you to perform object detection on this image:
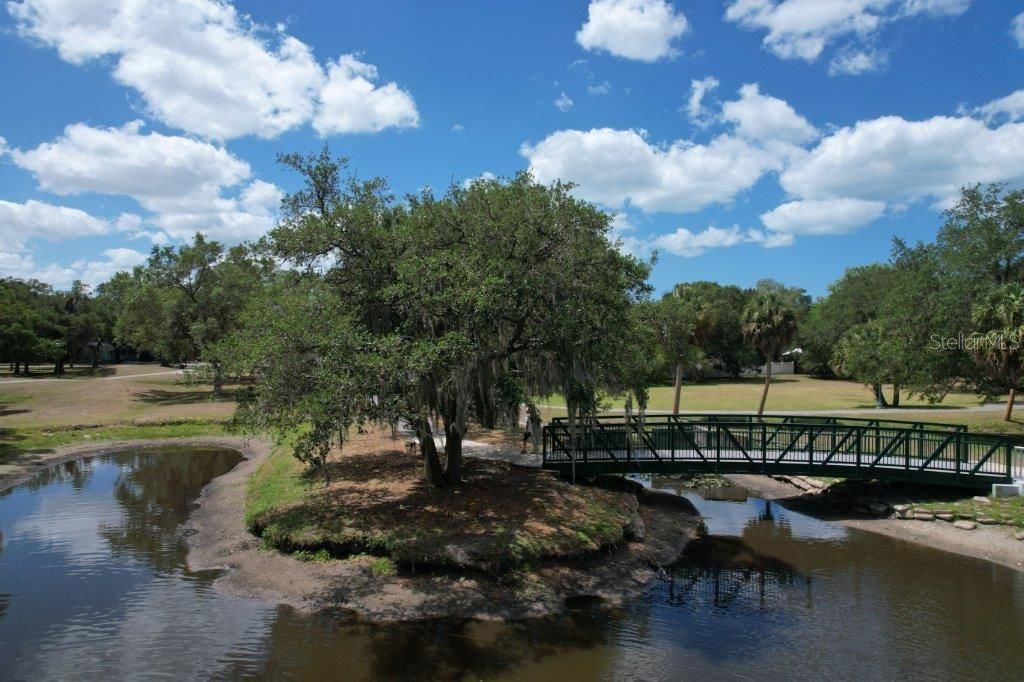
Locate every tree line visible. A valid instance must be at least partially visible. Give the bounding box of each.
[2,147,1021,484]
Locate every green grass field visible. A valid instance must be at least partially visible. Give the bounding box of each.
[538,375,1001,413]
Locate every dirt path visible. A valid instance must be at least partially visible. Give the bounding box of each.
[0,368,182,385]
[728,474,1024,572]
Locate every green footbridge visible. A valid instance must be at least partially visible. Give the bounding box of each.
[542,414,1023,489]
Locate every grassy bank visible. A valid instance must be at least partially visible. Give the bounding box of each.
[245,429,637,573]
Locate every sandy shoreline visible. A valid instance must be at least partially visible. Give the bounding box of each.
[185,439,703,621]
[728,474,1024,572]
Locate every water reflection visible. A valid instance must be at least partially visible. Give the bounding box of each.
[0,452,1022,680]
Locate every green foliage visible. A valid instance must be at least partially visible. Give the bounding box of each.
[671,281,760,377]
[968,284,1024,404]
[233,149,651,484]
[741,292,798,362]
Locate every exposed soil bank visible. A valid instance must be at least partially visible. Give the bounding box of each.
[728,474,1024,572]
[187,441,702,621]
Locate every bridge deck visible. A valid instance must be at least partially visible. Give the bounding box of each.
[542,416,1020,488]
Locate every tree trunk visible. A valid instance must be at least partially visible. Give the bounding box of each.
[672,361,683,414]
[417,420,446,487]
[891,385,901,408]
[873,383,888,408]
[757,359,772,416]
[13,361,19,375]
[443,422,463,484]
[92,343,100,369]
[1005,388,1016,421]
[212,361,223,396]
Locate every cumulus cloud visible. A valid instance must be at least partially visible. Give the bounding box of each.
[0,199,120,249]
[760,198,887,235]
[0,247,147,288]
[652,225,746,257]
[720,83,817,144]
[1015,12,1024,48]
[685,76,720,127]
[971,89,1024,124]
[522,127,779,213]
[576,0,689,62]
[313,55,418,135]
[9,121,281,242]
[554,92,575,112]
[461,171,497,189]
[587,81,612,96]
[7,0,418,139]
[779,114,1024,205]
[725,0,970,69]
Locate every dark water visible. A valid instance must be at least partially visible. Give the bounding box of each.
[1,450,1023,680]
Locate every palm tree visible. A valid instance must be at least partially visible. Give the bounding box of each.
[969,284,1024,421]
[742,293,798,416]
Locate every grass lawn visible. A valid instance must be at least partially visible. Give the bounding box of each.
[539,375,1001,414]
[0,362,238,469]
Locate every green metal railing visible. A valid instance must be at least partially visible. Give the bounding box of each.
[541,415,1015,488]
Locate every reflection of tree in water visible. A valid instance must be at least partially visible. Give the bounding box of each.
[212,606,619,681]
[99,448,242,574]
[0,592,8,623]
[13,458,97,494]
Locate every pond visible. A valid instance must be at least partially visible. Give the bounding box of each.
[0,448,1022,680]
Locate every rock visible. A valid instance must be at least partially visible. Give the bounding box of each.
[973,496,992,505]
[935,513,955,522]
[892,504,911,513]
[954,520,977,530]
[853,506,870,515]
[955,512,975,520]
[805,478,827,490]
[1014,531,1024,541]
[914,512,934,521]
[929,509,952,516]
[977,516,998,525]
[868,502,890,515]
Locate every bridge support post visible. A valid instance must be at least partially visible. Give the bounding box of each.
[761,423,767,474]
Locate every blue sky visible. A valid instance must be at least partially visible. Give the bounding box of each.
[1,0,1023,296]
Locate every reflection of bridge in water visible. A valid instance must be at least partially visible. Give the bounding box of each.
[543,414,1021,488]
[666,530,807,609]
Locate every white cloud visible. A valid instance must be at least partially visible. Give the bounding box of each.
[313,55,419,135]
[576,0,689,62]
[587,81,612,96]
[522,127,779,213]
[828,48,888,75]
[746,228,795,248]
[554,92,574,112]
[760,198,887,235]
[461,171,497,189]
[780,114,1024,205]
[73,247,149,285]
[652,225,746,257]
[721,83,817,144]
[0,247,146,288]
[7,0,417,139]
[972,89,1024,124]
[0,199,118,249]
[451,123,464,133]
[724,0,970,67]
[10,121,281,242]
[685,76,720,127]
[1014,12,1024,48]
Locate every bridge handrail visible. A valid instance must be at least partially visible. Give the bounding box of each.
[548,412,969,433]
[541,416,1015,487]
